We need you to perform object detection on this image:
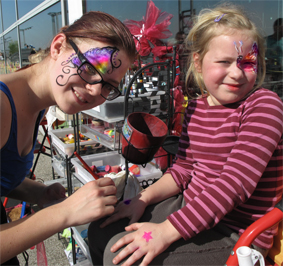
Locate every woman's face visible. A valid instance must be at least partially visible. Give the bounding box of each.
[194,30,258,106]
[51,39,131,114]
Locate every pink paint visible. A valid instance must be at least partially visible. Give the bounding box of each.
[234,41,258,73]
[142,231,153,242]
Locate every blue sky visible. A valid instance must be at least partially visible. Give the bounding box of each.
[1,0,282,51]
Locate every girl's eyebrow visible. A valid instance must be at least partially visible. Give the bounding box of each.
[214,56,235,61]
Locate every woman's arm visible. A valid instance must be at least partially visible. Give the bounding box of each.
[101,106,194,228]
[100,173,180,228]
[6,178,64,207]
[0,177,117,263]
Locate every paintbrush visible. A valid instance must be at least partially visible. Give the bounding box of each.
[74,151,99,180]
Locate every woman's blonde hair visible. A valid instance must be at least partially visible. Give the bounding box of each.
[185,3,266,95]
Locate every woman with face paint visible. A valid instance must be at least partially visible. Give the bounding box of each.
[88,4,283,266]
[0,11,136,265]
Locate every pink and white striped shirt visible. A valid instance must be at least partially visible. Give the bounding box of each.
[167,88,283,249]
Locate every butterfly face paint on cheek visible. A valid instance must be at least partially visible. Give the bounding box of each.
[56,46,121,86]
[234,41,258,73]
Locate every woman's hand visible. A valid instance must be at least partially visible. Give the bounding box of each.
[100,193,147,228]
[0,177,117,264]
[59,177,117,227]
[101,173,180,228]
[37,182,66,209]
[110,220,182,266]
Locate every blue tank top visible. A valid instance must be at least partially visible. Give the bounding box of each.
[0,81,45,196]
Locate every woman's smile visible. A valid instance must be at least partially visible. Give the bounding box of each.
[73,88,88,104]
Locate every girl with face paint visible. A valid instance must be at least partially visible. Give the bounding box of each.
[0,11,135,264]
[88,4,283,266]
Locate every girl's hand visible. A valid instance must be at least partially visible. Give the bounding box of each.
[111,220,182,266]
[101,173,179,228]
[100,194,147,228]
[37,182,66,209]
[59,177,117,226]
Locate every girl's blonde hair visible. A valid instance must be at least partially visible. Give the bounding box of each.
[185,3,266,95]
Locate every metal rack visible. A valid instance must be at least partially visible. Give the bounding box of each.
[49,55,176,264]
[121,58,175,186]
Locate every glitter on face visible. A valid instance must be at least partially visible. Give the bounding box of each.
[234,41,243,54]
[56,44,122,87]
[71,47,120,75]
[234,41,258,73]
[142,231,153,242]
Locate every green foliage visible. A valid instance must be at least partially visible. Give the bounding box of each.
[8,40,18,55]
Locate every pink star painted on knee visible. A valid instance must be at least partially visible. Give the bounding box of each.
[142,231,153,242]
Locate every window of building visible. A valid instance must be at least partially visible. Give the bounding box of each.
[0,0,282,98]
[4,29,19,73]
[19,2,62,53]
[17,0,45,19]
[1,1,17,32]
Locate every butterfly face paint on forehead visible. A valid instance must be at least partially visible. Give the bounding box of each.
[71,46,121,75]
[56,46,121,86]
[234,41,258,73]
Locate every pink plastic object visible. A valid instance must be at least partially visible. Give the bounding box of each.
[105,165,111,172]
[37,241,48,266]
[97,172,108,177]
[90,165,97,173]
[110,165,122,173]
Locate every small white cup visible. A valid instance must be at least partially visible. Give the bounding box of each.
[236,246,265,266]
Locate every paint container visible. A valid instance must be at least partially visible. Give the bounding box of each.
[122,112,167,164]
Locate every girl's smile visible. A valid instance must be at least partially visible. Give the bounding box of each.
[195,30,258,106]
[225,83,243,91]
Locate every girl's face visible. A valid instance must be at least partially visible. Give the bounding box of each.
[194,30,258,106]
[51,39,131,114]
